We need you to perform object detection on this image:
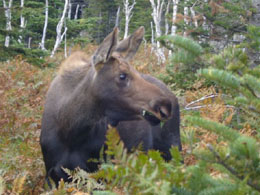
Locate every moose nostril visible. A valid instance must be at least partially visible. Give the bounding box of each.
[159,103,171,119]
[159,107,168,118]
[150,98,172,119]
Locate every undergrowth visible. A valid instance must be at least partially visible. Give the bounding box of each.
[0,43,259,194]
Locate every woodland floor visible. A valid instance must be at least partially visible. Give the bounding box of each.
[0,45,251,194]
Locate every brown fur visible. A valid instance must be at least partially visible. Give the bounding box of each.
[40,27,181,187]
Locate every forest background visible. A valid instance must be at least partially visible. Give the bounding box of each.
[0,0,260,194]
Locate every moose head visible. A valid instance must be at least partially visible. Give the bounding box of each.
[89,26,172,126]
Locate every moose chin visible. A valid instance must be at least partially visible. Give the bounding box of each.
[40,26,181,187]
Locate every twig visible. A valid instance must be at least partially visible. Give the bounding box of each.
[184,94,233,111]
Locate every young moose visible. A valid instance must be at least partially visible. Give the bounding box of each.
[40,27,181,186]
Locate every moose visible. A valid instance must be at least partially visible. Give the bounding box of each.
[40,26,181,186]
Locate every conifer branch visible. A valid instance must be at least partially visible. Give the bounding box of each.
[207,144,260,192]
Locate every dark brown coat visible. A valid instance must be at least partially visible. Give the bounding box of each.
[40,27,181,186]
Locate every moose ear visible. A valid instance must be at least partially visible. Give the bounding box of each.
[92,27,119,66]
[115,26,145,61]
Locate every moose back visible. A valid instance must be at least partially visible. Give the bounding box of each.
[40,27,181,186]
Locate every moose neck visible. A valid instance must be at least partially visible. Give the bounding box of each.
[58,67,104,138]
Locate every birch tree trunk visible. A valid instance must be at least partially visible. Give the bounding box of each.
[74,4,79,20]
[40,0,48,50]
[115,6,120,27]
[123,0,136,39]
[64,20,67,58]
[202,0,209,31]
[183,0,189,36]
[18,0,26,44]
[165,0,170,35]
[190,6,198,28]
[28,37,32,48]
[51,0,69,58]
[151,21,155,52]
[171,0,179,37]
[171,0,179,36]
[3,0,13,47]
[68,0,72,19]
[169,0,179,56]
[150,0,166,63]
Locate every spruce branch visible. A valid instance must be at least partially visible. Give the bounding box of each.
[207,144,260,192]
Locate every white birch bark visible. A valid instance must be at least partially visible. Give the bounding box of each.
[64,20,67,58]
[151,21,155,52]
[183,0,189,36]
[123,0,136,39]
[68,0,72,19]
[28,37,32,48]
[171,0,179,36]
[169,0,179,56]
[51,0,69,58]
[3,0,13,47]
[150,0,166,63]
[40,0,48,50]
[202,0,209,31]
[115,6,120,27]
[165,0,170,35]
[190,6,198,28]
[18,0,26,44]
[74,4,79,20]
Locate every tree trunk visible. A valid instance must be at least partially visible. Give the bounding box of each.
[51,0,69,58]
[165,0,170,35]
[190,6,198,28]
[169,0,179,55]
[3,0,13,47]
[151,21,155,53]
[18,0,26,44]
[28,37,32,48]
[183,0,189,36]
[150,0,166,63]
[68,0,72,19]
[115,6,120,27]
[171,0,179,36]
[40,0,48,50]
[123,0,136,39]
[74,4,79,20]
[64,19,67,58]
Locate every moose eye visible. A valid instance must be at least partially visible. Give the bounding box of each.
[119,73,127,80]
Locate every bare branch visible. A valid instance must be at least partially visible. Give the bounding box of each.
[123,0,136,39]
[51,0,69,58]
[40,0,48,50]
